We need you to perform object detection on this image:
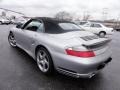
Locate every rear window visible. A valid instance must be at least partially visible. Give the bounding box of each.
[79,22,87,25]
[45,22,82,34]
[58,23,81,30]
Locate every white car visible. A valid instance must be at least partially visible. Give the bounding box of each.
[81,22,114,37]
[13,19,27,24]
[0,17,10,25]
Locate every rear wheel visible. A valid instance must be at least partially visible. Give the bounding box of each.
[99,31,106,37]
[8,33,17,47]
[36,47,54,75]
[0,21,2,25]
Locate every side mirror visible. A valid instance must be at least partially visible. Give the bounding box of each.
[16,23,23,29]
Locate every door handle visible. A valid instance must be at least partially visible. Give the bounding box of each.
[31,40,35,45]
[30,37,35,45]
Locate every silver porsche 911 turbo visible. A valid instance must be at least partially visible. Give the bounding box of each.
[8,17,112,78]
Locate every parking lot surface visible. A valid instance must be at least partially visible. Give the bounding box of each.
[0,25,120,90]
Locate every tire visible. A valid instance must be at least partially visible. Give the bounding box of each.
[0,21,2,25]
[36,47,54,75]
[8,32,17,47]
[99,31,106,37]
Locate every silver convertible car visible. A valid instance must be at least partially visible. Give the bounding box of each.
[8,17,112,78]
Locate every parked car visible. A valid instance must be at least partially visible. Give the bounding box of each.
[8,17,112,78]
[0,17,11,25]
[11,18,28,25]
[16,19,27,24]
[113,22,120,31]
[10,19,16,24]
[81,22,114,37]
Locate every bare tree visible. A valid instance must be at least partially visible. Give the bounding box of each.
[83,14,91,21]
[82,11,91,21]
[54,11,73,21]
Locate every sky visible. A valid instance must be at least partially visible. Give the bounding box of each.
[0,0,120,20]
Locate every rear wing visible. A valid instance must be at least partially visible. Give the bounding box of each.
[82,38,112,50]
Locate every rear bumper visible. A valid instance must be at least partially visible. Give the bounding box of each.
[56,57,112,78]
[57,67,98,78]
[52,48,112,78]
[106,31,114,35]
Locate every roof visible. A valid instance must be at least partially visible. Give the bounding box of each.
[32,17,73,23]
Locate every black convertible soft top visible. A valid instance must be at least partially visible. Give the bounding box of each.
[31,17,79,34]
[33,17,74,24]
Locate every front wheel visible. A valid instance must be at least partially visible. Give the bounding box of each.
[8,33,17,47]
[36,47,54,75]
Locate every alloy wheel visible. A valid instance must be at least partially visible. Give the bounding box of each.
[37,50,50,73]
[8,33,17,47]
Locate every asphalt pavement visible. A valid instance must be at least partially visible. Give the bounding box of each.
[0,25,120,90]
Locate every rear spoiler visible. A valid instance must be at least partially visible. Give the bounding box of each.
[82,39,112,48]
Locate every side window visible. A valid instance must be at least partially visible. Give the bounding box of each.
[91,24,102,28]
[24,20,42,32]
[37,23,44,32]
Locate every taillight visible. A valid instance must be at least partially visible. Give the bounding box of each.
[66,49,95,58]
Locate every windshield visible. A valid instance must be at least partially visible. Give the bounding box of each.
[58,23,81,30]
[79,22,87,25]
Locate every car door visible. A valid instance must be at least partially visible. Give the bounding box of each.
[15,19,43,55]
[82,23,91,31]
[90,23,102,34]
[22,20,44,55]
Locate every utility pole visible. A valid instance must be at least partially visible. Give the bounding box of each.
[83,10,90,21]
[102,8,108,21]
